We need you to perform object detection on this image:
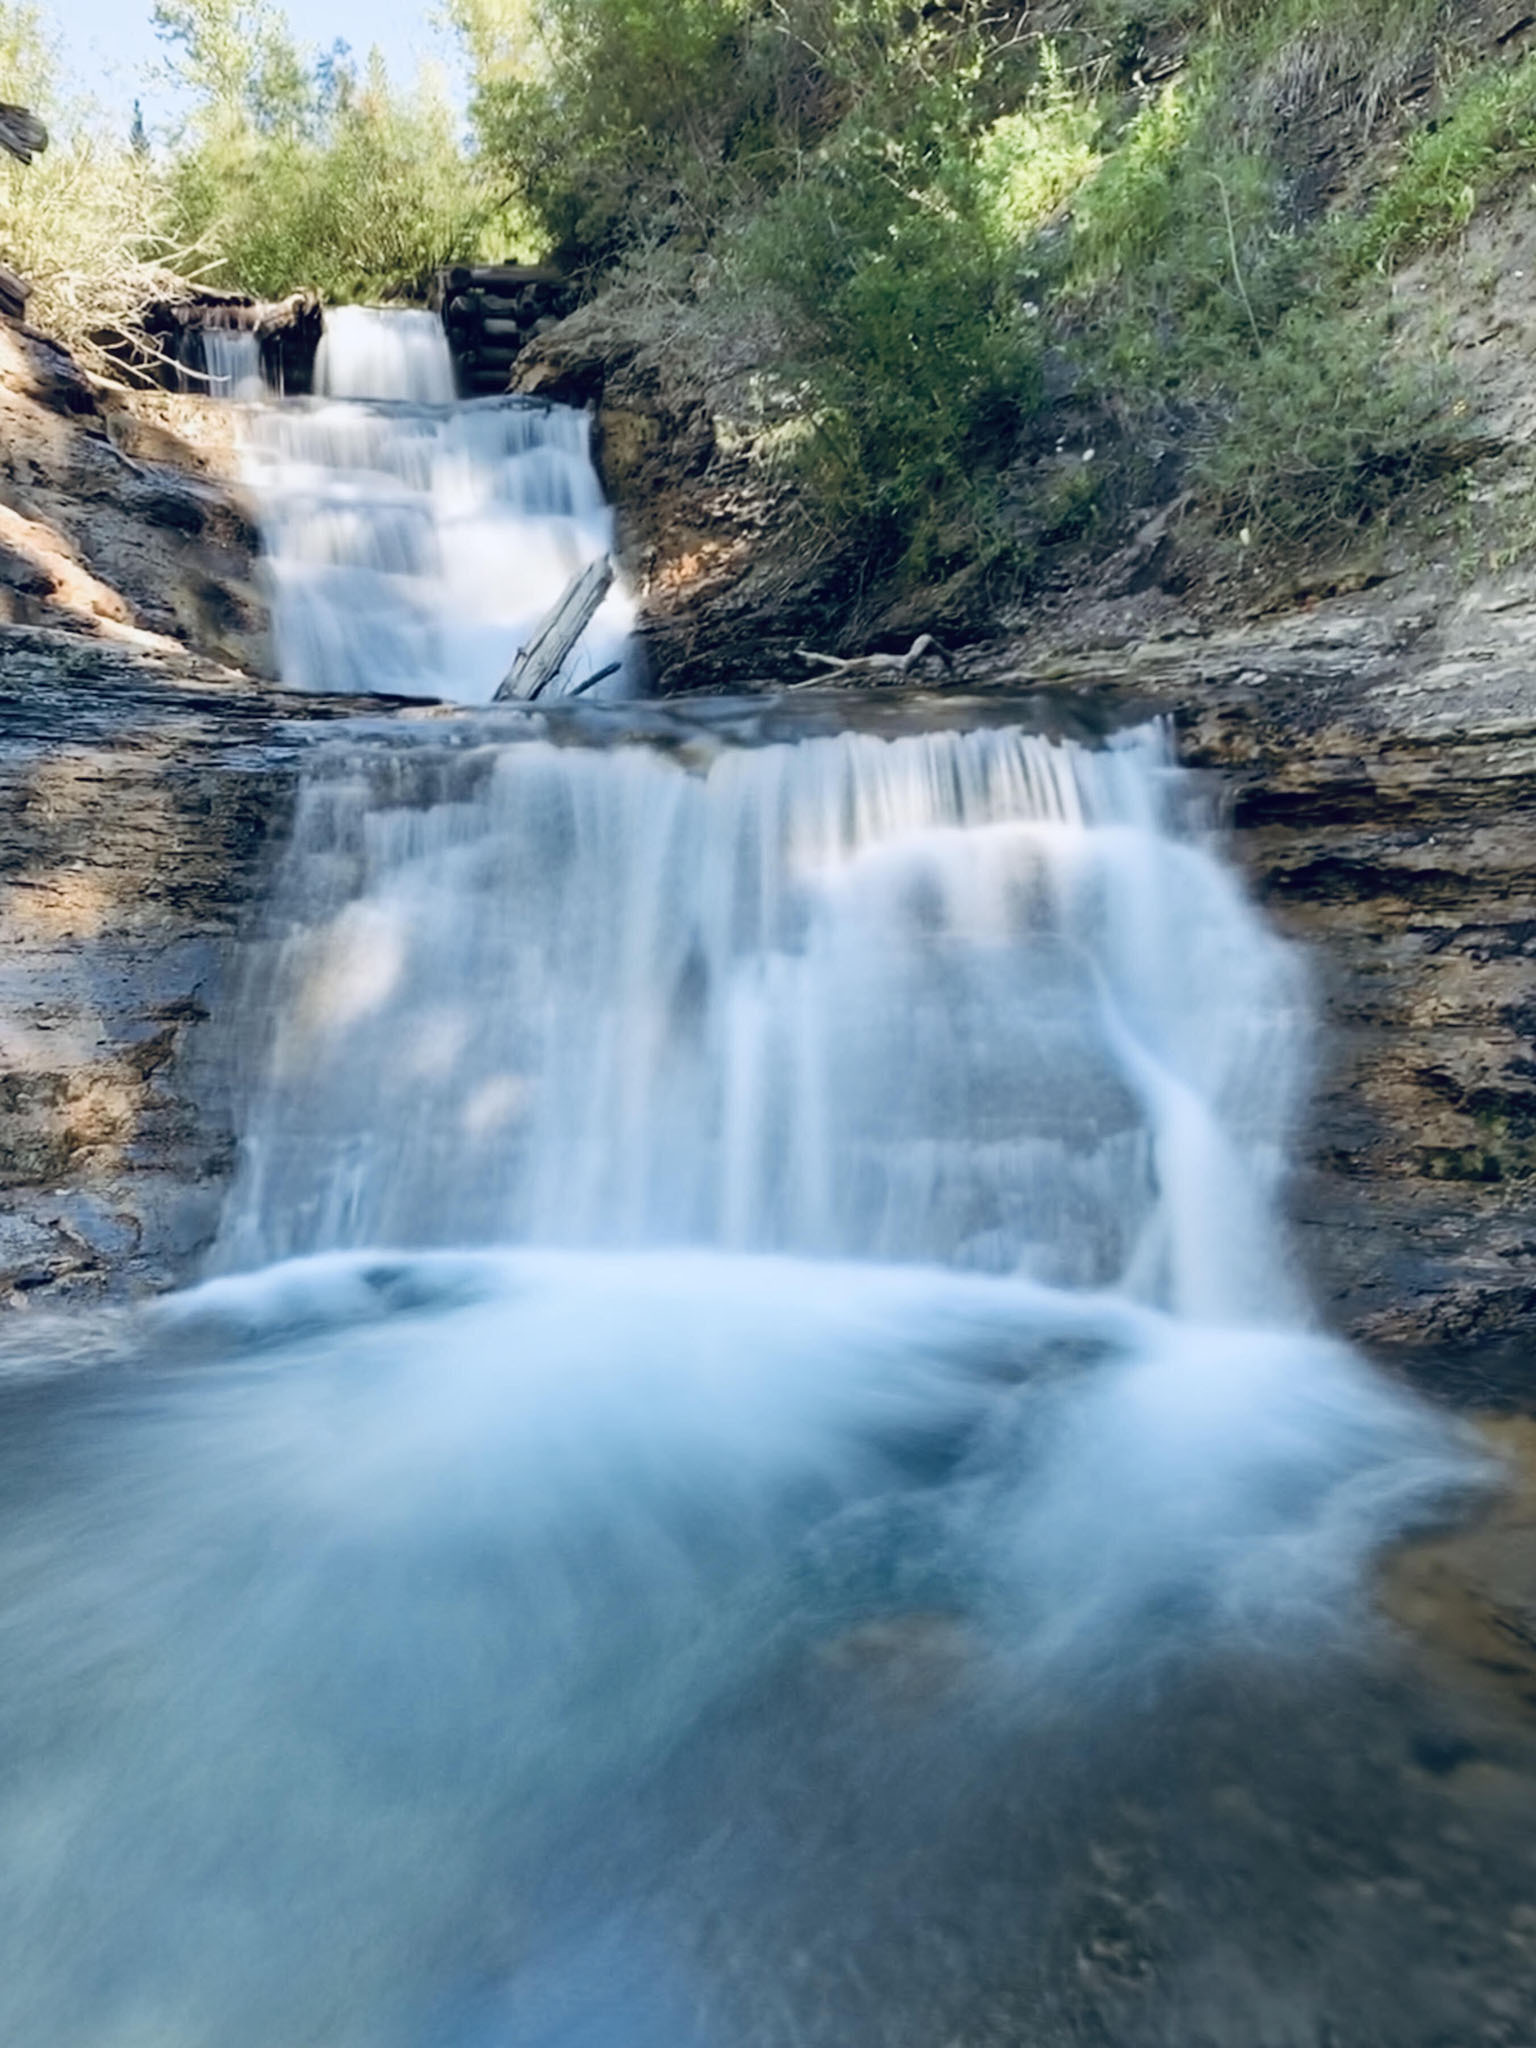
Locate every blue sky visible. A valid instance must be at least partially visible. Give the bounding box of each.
[51,0,465,131]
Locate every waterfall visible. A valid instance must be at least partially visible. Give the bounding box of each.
[214,721,1305,1323]
[177,324,267,401]
[312,304,458,404]
[242,304,634,702]
[0,315,1501,2047]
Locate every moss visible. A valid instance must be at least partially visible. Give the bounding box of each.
[1417,1147,1506,1184]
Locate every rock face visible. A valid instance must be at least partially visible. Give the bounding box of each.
[0,625,427,1302]
[966,575,1536,1358]
[513,307,854,690]
[0,322,269,670]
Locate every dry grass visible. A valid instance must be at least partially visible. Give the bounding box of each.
[0,134,205,383]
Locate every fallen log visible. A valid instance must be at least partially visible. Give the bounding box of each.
[494,555,614,702]
[790,634,955,687]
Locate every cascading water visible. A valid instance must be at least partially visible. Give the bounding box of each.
[177,323,268,401]
[0,333,1527,2043]
[244,304,635,702]
[214,722,1303,1320]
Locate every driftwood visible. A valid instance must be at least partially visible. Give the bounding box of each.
[0,263,30,320]
[790,634,955,687]
[0,103,47,166]
[494,555,614,702]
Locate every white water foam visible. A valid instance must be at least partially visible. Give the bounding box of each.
[0,1241,1478,2048]
[243,305,635,702]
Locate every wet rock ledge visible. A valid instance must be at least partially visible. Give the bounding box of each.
[0,626,431,1301]
[972,577,1536,1361]
[0,310,1532,1364]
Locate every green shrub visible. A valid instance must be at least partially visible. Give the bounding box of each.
[449,0,1488,576]
[1348,49,1536,271]
[1193,306,1450,538]
[1044,19,1458,545]
[157,0,519,301]
[744,104,1040,577]
[459,0,797,266]
[976,47,1102,242]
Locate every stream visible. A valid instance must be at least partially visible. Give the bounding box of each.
[1,309,1533,2047]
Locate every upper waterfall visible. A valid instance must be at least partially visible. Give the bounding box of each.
[313,305,457,404]
[241,304,635,703]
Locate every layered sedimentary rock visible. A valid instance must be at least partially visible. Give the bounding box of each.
[0,626,436,1301]
[0,321,268,668]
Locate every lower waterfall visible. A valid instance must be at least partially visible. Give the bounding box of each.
[0,335,1525,2043]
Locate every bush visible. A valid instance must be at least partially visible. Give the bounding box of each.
[1347,49,1536,272]
[451,0,1496,577]
[744,98,1040,577]
[158,0,520,301]
[1043,22,1456,545]
[1193,306,1450,539]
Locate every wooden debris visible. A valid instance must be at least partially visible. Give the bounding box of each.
[0,103,47,165]
[790,634,955,687]
[435,263,575,392]
[1,101,46,316]
[494,555,614,702]
[565,659,623,699]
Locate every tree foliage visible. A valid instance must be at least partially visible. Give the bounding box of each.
[156,0,522,301]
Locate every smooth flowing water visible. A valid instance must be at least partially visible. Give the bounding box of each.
[177,322,268,400]
[246,305,635,701]
[0,315,1529,2045]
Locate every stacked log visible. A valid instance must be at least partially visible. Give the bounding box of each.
[433,265,576,396]
[0,265,29,321]
[135,290,324,395]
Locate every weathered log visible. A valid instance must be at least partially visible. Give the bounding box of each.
[470,265,568,290]
[494,555,614,702]
[0,104,47,165]
[0,263,31,320]
[790,634,955,687]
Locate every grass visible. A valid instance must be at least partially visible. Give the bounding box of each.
[1347,49,1536,272]
[0,1,200,380]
